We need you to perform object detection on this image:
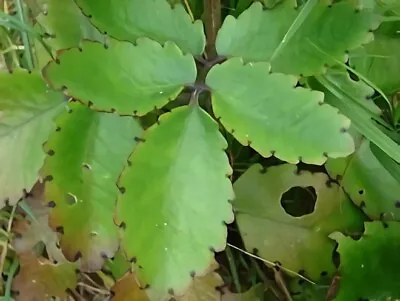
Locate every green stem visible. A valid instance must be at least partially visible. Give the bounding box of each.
[4,258,19,300]
[225,245,242,293]
[14,0,34,70]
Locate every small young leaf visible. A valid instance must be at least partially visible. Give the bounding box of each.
[75,0,205,55]
[216,0,376,75]
[43,38,197,116]
[117,105,234,298]
[42,102,142,271]
[0,70,64,206]
[12,253,78,300]
[326,137,400,221]
[206,58,354,165]
[331,222,400,300]
[103,251,131,281]
[233,164,365,279]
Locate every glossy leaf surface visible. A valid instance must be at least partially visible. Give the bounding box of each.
[43,38,197,116]
[117,105,234,298]
[233,164,364,279]
[42,102,142,271]
[0,70,64,206]
[206,58,354,165]
[75,0,205,55]
[216,0,375,75]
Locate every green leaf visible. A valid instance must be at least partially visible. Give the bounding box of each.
[233,164,365,280]
[370,142,400,184]
[0,70,64,205]
[350,23,400,95]
[42,102,142,271]
[75,0,205,55]
[325,137,400,221]
[290,279,329,301]
[103,251,130,280]
[352,0,400,15]
[34,0,102,67]
[331,222,400,300]
[315,68,400,164]
[117,105,234,298]
[43,38,196,116]
[216,0,376,75]
[206,58,354,165]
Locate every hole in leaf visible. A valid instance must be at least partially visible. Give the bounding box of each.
[66,193,78,205]
[281,186,317,217]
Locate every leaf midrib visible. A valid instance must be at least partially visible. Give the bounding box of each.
[0,101,64,138]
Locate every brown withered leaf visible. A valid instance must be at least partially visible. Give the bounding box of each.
[177,260,223,301]
[111,260,223,301]
[12,184,65,263]
[111,273,149,301]
[12,253,78,301]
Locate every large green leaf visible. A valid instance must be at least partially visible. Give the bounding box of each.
[325,137,400,221]
[206,58,354,165]
[315,68,400,164]
[42,102,142,271]
[350,22,400,95]
[75,0,205,55]
[117,104,234,299]
[43,38,196,116]
[233,164,364,280]
[0,70,64,206]
[34,0,102,67]
[216,0,376,75]
[332,222,400,300]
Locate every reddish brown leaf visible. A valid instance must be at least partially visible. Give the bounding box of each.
[12,183,65,263]
[111,273,149,301]
[12,253,78,301]
[111,260,223,301]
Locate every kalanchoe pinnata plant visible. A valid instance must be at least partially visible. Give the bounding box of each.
[1,0,400,300]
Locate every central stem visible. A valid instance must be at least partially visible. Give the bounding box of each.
[204,0,221,60]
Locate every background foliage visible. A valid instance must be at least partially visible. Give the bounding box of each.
[0,0,400,300]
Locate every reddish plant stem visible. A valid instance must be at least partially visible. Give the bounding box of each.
[204,0,221,60]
